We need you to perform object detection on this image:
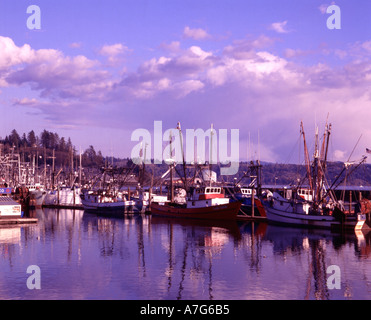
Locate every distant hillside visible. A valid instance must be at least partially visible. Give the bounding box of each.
[132,160,371,187]
[261,162,371,186]
[222,161,371,187]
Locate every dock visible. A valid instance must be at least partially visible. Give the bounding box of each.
[0,218,38,225]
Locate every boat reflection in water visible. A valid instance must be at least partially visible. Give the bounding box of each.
[0,208,370,300]
[263,225,371,299]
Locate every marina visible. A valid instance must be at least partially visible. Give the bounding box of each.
[1,118,371,302]
[2,0,371,303]
[0,207,370,300]
[1,0,371,305]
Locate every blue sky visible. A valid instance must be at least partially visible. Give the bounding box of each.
[0,0,371,166]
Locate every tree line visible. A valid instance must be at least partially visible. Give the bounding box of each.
[0,129,104,168]
[2,129,370,186]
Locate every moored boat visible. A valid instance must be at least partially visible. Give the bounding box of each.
[263,188,358,229]
[262,120,366,231]
[232,187,266,217]
[0,195,22,218]
[150,121,239,220]
[44,185,82,208]
[80,189,136,215]
[150,186,241,220]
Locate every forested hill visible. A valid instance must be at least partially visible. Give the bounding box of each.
[0,129,105,168]
[2,129,371,186]
[220,161,371,187]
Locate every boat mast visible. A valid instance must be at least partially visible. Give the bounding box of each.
[318,121,331,202]
[313,125,319,203]
[169,130,174,202]
[177,122,187,192]
[209,123,214,187]
[300,121,313,190]
[79,147,82,188]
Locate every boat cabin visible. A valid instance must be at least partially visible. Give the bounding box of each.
[191,186,225,201]
[0,196,22,217]
[238,188,256,197]
[187,186,229,208]
[297,188,314,201]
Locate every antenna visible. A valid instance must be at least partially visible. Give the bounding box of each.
[347,134,362,162]
[258,129,260,161]
[209,123,214,187]
[248,131,251,161]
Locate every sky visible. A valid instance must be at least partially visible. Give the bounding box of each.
[0,0,371,168]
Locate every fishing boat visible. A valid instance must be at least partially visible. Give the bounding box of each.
[134,190,169,212]
[43,185,82,208]
[150,186,241,220]
[29,188,46,208]
[80,189,136,214]
[263,187,359,229]
[263,120,366,230]
[0,195,22,218]
[232,187,266,217]
[150,122,240,220]
[224,160,267,218]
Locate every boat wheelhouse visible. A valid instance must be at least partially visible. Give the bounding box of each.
[0,196,22,218]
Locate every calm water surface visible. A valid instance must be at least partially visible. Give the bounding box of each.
[0,208,370,300]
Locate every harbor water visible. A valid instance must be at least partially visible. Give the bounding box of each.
[0,208,370,300]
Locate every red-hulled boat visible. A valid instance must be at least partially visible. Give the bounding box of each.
[150,186,241,220]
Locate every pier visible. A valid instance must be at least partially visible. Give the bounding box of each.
[0,217,38,225]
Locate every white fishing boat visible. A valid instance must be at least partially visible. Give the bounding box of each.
[0,196,22,218]
[80,189,136,215]
[263,120,366,230]
[263,187,359,229]
[44,186,82,208]
[28,184,46,208]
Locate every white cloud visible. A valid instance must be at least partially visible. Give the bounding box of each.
[160,41,181,53]
[173,79,204,98]
[99,43,128,56]
[318,2,336,14]
[334,150,346,161]
[2,34,371,163]
[183,26,210,40]
[118,44,214,99]
[269,21,290,34]
[318,4,328,14]
[0,36,110,101]
[13,97,39,105]
[69,42,82,49]
[0,37,34,71]
[98,43,130,65]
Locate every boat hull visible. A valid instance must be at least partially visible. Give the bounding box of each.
[44,188,82,208]
[150,201,241,220]
[238,198,266,217]
[82,202,126,212]
[263,201,357,230]
[0,196,22,218]
[81,199,136,213]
